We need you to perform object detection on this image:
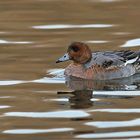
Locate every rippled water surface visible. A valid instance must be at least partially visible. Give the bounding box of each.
[1,0,140,139]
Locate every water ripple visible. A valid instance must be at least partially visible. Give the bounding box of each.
[32,77,65,84]
[89,108,140,113]
[0,39,32,44]
[76,131,140,139]
[85,40,110,44]
[93,91,140,96]
[3,128,74,134]
[85,118,140,128]
[0,105,11,109]
[0,80,26,86]
[32,69,65,84]
[46,98,69,102]
[121,38,140,48]
[32,24,114,30]
[0,96,14,99]
[4,110,90,118]
[100,0,122,2]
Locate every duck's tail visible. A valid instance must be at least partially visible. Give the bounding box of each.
[123,50,140,72]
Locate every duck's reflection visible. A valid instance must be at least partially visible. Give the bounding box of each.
[58,90,93,109]
[66,74,140,91]
[58,74,140,109]
[69,90,93,109]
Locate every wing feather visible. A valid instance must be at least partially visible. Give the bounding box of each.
[84,50,140,69]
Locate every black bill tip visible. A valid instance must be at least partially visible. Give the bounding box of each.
[56,60,61,63]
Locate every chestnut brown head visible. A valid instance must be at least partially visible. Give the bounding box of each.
[56,42,92,64]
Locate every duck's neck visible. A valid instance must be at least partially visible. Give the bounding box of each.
[83,57,94,69]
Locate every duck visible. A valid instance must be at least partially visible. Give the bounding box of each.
[56,42,140,80]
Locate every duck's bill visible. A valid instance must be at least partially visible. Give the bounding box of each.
[56,53,70,63]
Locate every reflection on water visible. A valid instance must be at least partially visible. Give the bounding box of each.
[0,0,140,139]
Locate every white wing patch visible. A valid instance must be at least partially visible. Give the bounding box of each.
[124,56,139,66]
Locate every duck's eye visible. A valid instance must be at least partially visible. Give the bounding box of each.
[71,46,79,52]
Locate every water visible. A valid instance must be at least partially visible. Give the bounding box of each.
[0,0,140,139]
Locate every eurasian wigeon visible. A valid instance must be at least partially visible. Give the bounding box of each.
[56,42,140,80]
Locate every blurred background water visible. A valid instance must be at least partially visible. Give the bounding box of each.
[0,0,140,139]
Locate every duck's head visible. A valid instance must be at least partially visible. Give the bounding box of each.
[56,42,92,64]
